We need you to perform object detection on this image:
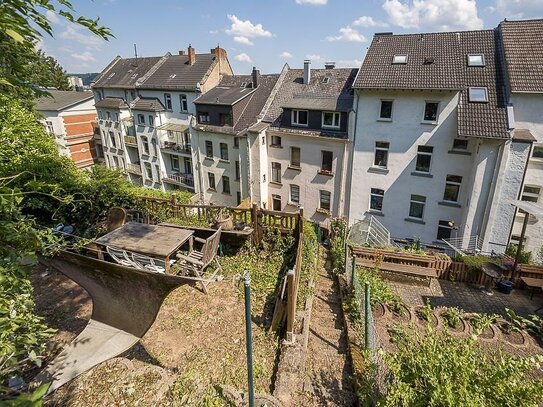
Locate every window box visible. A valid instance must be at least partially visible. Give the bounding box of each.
[218,159,230,164]
[318,169,334,176]
[368,167,389,175]
[316,208,330,215]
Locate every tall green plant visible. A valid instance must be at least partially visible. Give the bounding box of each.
[330,217,347,274]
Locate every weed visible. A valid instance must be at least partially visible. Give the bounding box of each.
[441,307,463,329]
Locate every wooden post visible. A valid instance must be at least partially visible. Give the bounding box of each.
[285,269,296,343]
[512,211,530,281]
[251,203,260,246]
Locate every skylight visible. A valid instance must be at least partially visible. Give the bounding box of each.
[107,72,116,79]
[467,54,485,66]
[169,74,177,79]
[392,55,408,64]
[322,77,330,84]
[468,87,488,102]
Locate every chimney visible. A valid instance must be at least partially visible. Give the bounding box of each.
[324,61,336,69]
[188,44,195,65]
[303,60,311,84]
[211,46,227,60]
[252,66,260,88]
[178,50,185,55]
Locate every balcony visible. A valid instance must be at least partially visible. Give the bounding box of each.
[162,172,194,188]
[161,140,191,155]
[124,135,138,146]
[127,163,142,175]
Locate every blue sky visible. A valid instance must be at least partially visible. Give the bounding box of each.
[41,0,542,74]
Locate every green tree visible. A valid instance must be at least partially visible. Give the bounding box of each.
[29,50,72,91]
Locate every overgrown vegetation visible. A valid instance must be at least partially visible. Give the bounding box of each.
[380,327,543,406]
[470,313,498,335]
[330,217,347,274]
[297,221,319,310]
[441,307,463,329]
[506,243,533,265]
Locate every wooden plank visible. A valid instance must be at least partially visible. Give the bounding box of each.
[521,276,543,289]
[355,258,437,278]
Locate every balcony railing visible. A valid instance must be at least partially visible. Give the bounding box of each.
[127,163,142,175]
[161,140,191,154]
[124,135,138,146]
[162,172,194,188]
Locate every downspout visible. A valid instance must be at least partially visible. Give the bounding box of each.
[337,138,348,218]
[190,117,205,204]
[345,90,360,222]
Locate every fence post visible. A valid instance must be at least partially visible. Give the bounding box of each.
[242,270,255,407]
[285,269,296,343]
[364,282,371,350]
[351,255,356,284]
[251,203,259,246]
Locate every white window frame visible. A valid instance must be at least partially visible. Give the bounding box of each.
[379,100,393,120]
[148,115,154,127]
[137,114,145,125]
[208,172,216,190]
[45,120,54,134]
[290,146,301,168]
[408,194,426,220]
[467,54,485,67]
[290,184,300,205]
[319,190,331,212]
[199,112,210,123]
[422,101,440,123]
[180,94,188,112]
[370,188,385,212]
[393,55,408,64]
[443,175,462,203]
[468,87,488,103]
[144,162,152,178]
[292,110,309,127]
[452,139,468,151]
[164,93,172,110]
[415,145,433,173]
[205,140,213,158]
[521,185,540,203]
[532,145,543,160]
[322,111,340,129]
[374,141,389,169]
[271,162,281,183]
[437,220,453,240]
[142,137,150,155]
[271,135,282,147]
[171,155,180,171]
[109,131,116,148]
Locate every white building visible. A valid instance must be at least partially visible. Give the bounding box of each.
[349,30,526,253]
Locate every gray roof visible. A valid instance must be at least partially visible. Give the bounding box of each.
[194,86,256,105]
[500,19,543,93]
[94,97,128,109]
[92,56,162,89]
[138,54,217,91]
[357,30,509,139]
[130,97,165,112]
[35,90,94,111]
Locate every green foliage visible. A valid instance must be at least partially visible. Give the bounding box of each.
[461,255,500,272]
[380,327,543,406]
[403,240,426,255]
[297,221,319,310]
[2,383,50,406]
[470,313,498,335]
[505,243,533,265]
[506,308,543,339]
[441,307,463,329]
[355,267,403,307]
[417,299,433,322]
[330,217,347,274]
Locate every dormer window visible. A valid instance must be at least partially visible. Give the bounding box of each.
[468,87,488,103]
[322,112,340,129]
[467,54,485,67]
[393,55,408,64]
[292,110,308,127]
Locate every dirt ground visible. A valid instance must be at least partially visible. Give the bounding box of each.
[30,265,279,406]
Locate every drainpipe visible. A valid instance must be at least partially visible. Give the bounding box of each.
[190,117,205,204]
[345,91,360,222]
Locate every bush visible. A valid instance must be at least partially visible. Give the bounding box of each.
[355,267,403,307]
[297,221,319,310]
[505,243,532,265]
[330,218,347,274]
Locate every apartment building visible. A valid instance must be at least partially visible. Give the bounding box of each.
[348,29,529,253]
[500,19,543,253]
[35,90,99,168]
[91,45,233,192]
[255,61,356,226]
[192,67,281,206]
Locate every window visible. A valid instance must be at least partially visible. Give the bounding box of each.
[290,184,300,204]
[272,195,281,211]
[180,94,188,112]
[423,102,439,122]
[292,110,308,126]
[437,220,453,240]
[114,113,119,121]
[96,91,102,101]
[148,115,154,127]
[453,139,468,150]
[106,111,111,120]
[144,162,152,178]
[415,146,433,173]
[290,147,301,168]
[234,137,240,149]
[322,77,330,84]
[271,135,282,147]
[45,120,54,134]
[130,90,136,100]
[208,173,216,190]
[393,55,408,64]
[109,131,116,148]
[320,190,331,211]
[205,141,213,158]
[199,112,210,123]
[235,161,240,180]
[155,164,160,181]
[171,155,180,171]
[142,137,150,155]
[322,112,340,128]
[321,150,333,173]
[510,234,527,245]
[374,142,389,168]
[262,174,266,182]
[468,87,488,103]
[443,175,462,202]
[532,146,543,159]
[409,195,426,219]
[112,156,119,168]
[96,143,104,158]
[272,162,281,183]
[137,114,145,125]
[219,113,233,126]
[220,142,228,160]
[262,136,265,145]
[164,93,172,110]
[152,139,158,156]
[222,176,231,194]
[379,100,393,120]
[370,188,384,212]
[467,54,485,66]
[521,185,540,203]
[237,192,241,205]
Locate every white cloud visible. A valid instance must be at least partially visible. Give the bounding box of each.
[337,59,363,67]
[326,26,367,42]
[226,15,273,38]
[493,0,542,19]
[59,23,104,49]
[234,52,252,63]
[209,30,219,34]
[382,0,483,31]
[45,10,60,25]
[306,54,324,61]
[71,51,96,62]
[280,51,293,58]
[352,16,388,27]
[233,36,254,45]
[296,0,327,5]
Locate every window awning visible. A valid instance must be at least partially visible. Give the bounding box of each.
[156,123,189,132]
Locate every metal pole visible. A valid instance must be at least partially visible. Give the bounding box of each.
[351,256,356,285]
[242,270,255,407]
[365,282,371,350]
[512,212,530,280]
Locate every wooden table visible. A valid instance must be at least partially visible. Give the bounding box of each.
[521,276,543,300]
[95,223,193,273]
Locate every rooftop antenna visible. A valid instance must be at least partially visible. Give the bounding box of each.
[134,43,138,64]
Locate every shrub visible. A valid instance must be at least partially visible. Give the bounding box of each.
[441,307,463,329]
[330,217,347,274]
[417,300,433,322]
[470,313,498,335]
[297,221,319,310]
[355,267,403,308]
[505,243,533,265]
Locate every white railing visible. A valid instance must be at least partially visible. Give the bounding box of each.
[348,215,391,248]
[441,235,482,256]
[162,172,194,188]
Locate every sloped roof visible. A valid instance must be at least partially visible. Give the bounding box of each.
[35,90,94,111]
[130,97,165,112]
[94,97,128,109]
[92,56,162,89]
[138,54,217,91]
[356,30,509,139]
[194,86,256,105]
[500,19,543,93]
